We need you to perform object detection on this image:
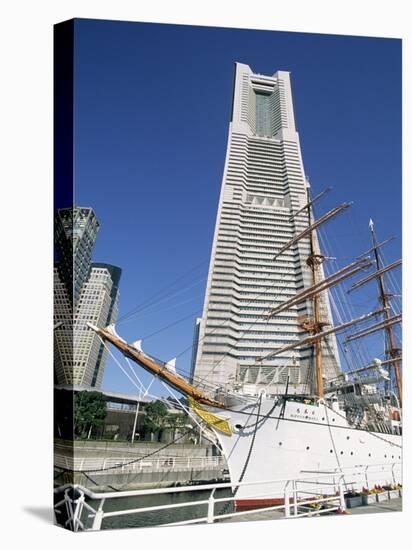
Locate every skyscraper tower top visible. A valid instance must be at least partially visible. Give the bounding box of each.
[230,63,297,139]
[54,207,100,307]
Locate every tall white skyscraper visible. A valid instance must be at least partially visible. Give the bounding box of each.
[192,63,340,395]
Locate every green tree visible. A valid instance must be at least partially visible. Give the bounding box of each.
[166,412,188,440]
[143,400,169,441]
[74,391,107,439]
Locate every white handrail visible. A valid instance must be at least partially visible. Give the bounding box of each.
[54,461,401,530]
[54,454,226,473]
[61,461,399,499]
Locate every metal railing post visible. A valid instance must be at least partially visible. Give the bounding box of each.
[284,481,291,518]
[292,480,298,516]
[91,498,105,531]
[207,489,216,524]
[63,489,74,529]
[365,465,369,490]
[338,476,346,512]
[71,491,85,532]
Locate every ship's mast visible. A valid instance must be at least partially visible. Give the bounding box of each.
[369,219,402,407]
[306,189,325,398]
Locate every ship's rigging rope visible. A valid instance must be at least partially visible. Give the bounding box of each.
[138,309,202,341]
[329,209,401,361]
[56,339,218,484]
[119,267,300,389]
[377,243,402,315]
[54,424,199,478]
[317,221,400,401]
[317,224,373,369]
[231,214,379,394]
[221,395,264,514]
[116,260,208,324]
[55,395,400,493]
[101,266,297,390]
[196,398,402,448]
[324,403,342,470]
[302,347,315,395]
[102,328,403,450]
[189,271,301,388]
[118,293,202,326]
[194,201,392,389]
[54,369,226,489]
[108,211,334,388]
[68,316,401,490]
[340,217,401,392]
[94,201,401,442]
[105,206,400,396]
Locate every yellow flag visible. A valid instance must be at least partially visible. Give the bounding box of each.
[188,397,232,436]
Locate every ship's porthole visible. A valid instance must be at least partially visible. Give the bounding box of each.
[392,455,394,459]
[330,450,333,453]
[350,452,354,455]
[322,417,325,421]
[235,424,244,431]
[340,451,343,455]
[346,436,350,440]
[279,442,283,446]
[384,455,387,458]
[368,453,371,457]
[306,446,310,450]
[332,419,335,422]
[297,409,300,413]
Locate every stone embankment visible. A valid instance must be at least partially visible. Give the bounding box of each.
[54,440,228,490]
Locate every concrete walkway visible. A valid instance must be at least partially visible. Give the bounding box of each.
[345,498,402,515]
[222,497,402,523]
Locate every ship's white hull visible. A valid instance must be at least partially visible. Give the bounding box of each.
[209,397,402,508]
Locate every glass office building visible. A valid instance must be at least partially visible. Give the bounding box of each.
[54,207,100,307]
[54,207,121,387]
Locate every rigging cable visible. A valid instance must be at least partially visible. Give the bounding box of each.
[117,259,208,324]
[189,271,300,388]
[142,270,295,384]
[139,309,202,341]
[221,394,264,515]
[118,293,203,325]
[317,224,373,369]
[54,424,199,477]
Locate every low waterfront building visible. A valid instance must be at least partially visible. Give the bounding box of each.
[54,386,188,442]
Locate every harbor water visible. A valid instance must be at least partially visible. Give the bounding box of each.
[84,487,234,530]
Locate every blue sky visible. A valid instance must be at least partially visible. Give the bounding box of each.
[73,19,402,396]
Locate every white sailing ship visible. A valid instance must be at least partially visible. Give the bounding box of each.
[88,208,402,508]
